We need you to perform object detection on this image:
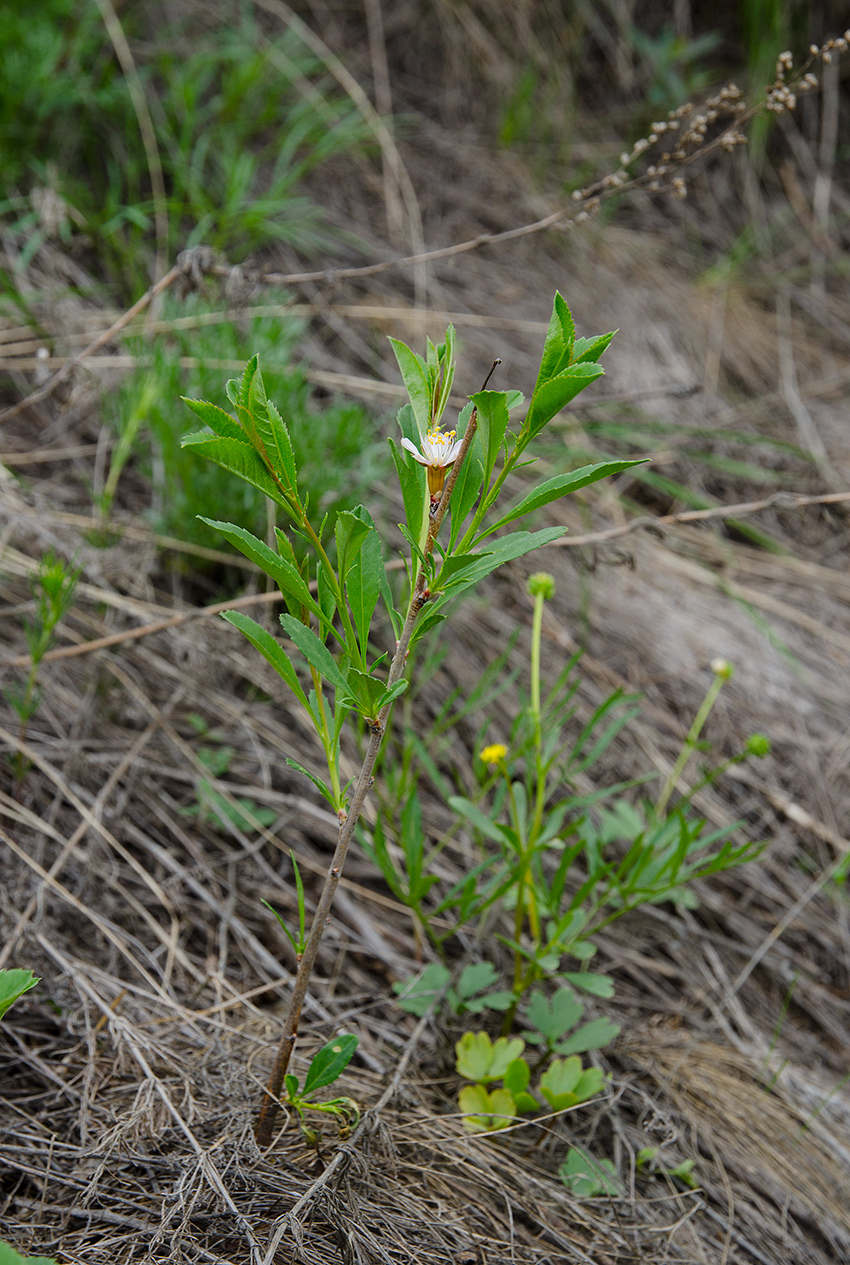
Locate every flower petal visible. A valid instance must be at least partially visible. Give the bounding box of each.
[401,437,429,465]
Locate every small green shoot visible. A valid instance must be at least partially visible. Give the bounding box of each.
[4,552,78,781]
[0,969,40,1021]
[283,1034,360,1141]
[559,1146,621,1198]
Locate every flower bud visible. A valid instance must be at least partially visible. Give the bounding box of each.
[528,572,555,600]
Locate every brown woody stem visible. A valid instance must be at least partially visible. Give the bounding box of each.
[254,406,480,1147]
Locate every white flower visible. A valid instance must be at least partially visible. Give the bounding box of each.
[401,427,462,496]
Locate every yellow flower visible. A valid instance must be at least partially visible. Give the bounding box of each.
[480,743,508,765]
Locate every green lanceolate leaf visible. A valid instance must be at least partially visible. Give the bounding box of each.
[335,509,372,580]
[448,795,515,845]
[201,519,329,626]
[449,402,484,550]
[389,338,431,438]
[346,508,385,659]
[181,396,248,442]
[303,1033,358,1095]
[437,526,567,598]
[316,566,338,636]
[389,436,426,552]
[221,611,311,714]
[280,614,350,694]
[0,969,40,1021]
[572,331,616,365]
[534,291,576,390]
[525,362,606,438]
[434,324,456,424]
[285,758,335,808]
[181,433,291,512]
[470,389,510,482]
[484,460,646,533]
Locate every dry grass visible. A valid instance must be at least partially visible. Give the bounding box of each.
[2,5,850,1263]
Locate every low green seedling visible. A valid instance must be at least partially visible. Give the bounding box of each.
[455,1030,606,1134]
[393,961,513,1017]
[178,735,278,833]
[636,1147,699,1188]
[524,986,621,1057]
[4,552,78,780]
[559,1146,621,1198]
[283,1033,360,1141]
[0,1241,57,1265]
[0,969,40,1021]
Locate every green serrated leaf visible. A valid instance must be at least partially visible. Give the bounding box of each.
[389,337,431,438]
[533,292,576,392]
[280,615,350,694]
[180,433,291,511]
[303,1033,358,1095]
[201,519,328,625]
[572,330,616,365]
[485,460,646,533]
[438,527,566,599]
[525,362,606,438]
[181,396,248,442]
[266,396,297,491]
[221,611,311,714]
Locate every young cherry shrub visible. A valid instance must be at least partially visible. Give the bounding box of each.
[182,292,643,1146]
